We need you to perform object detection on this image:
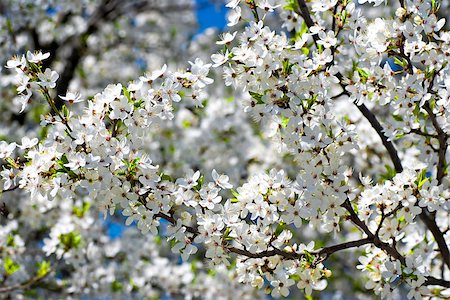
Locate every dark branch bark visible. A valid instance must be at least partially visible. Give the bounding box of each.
[411,64,449,271]
[295,0,319,44]
[422,102,448,184]
[295,0,449,276]
[356,103,404,173]
[0,266,54,294]
[420,211,450,270]
[156,210,372,260]
[155,204,448,287]
[294,0,405,174]
[54,0,121,109]
[295,0,316,33]
[1,185,19,193]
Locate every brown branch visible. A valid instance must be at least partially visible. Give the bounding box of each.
[155,206,448,287]
[293,1,404,174]
[356,103,404,173]
[341,199,450,287]
[1,185,19,193]
[295,0,315,31]
[156,210,370,260]
[227,245,298,259]
[417,70,449,270]
[420,211,450,270]
[0,266,54,294]
[331,78,404,174]
[422,102,448,184]
[409,128,439,138]
[388,20,450,272]
[425,276,450,288]
[341,200,406,263]
[187,0,446,285]
[341,200,374,238]
[315,237,372,260]
[0,202,9,217]
[295,0,319,44]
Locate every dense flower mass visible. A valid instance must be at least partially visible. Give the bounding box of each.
[0,0,450,298]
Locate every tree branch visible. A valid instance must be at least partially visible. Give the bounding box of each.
[420,211,450,270]
[0,266,54,294]
[293,1,405,174]
[297,0,449,274]
[356,103,404,173]
[295,0,319,44]
[156,211,370,260]
[155,205,448,287]
[1,185,19,193]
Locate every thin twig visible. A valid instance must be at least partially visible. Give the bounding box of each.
[0,265,56,294]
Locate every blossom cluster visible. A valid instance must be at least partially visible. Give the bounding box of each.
[1,0,450,298]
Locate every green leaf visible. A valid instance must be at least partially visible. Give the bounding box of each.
[6,234,15,247]
[223,227,234,241]
[392,114,403,122]
[58,154,69,165]
[160,173,174,182]
[293,23,308,42]
[225,96,234,103]
[299,21,308,36]
[129,278,139,292]
[393,57,406,69]
[283,0,298,11]
[193,175,204,191]
[416,169,430,189]
[6,18,13,34]
[36,260,51,278]
[122,86,131,102]
[379,164,397,182]
[303,250,315,264]
[249,91,264,104]
[61,105,70,118]
[4,257,21,275]
[134,99,144,109]
[281,115,290,128]
[73,202,91,218]
[274,222,286,236]
[425,67,436,80]
[170,26,177,38]
[31,105,49,124]
[5,157,19,169]
[356,67,369,81]
[282,59,293,75]
[290,273,300,281]
[191,261,198,273]
[59,231,82,251]
[39,126,49,140]
[182,120,192,128]
[395,132,406,140]
[301,47,309,55]
[341,9,348,23]
[431,0,437,11]
[111,280,123,292]
[208,269,217,277]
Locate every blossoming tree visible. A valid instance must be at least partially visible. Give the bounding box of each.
[1,0,450,298]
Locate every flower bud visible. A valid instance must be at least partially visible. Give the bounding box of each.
[395,7,406,18]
